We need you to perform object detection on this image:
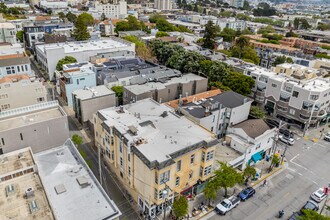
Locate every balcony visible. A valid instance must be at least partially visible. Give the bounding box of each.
[277,100,289,108]
[276,105,288,112]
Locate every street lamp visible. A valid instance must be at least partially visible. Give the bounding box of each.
[163,188,168,220]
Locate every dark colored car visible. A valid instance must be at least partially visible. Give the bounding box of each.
[279,128,294,138]
[301,200,319,212]
[288,211,302,220]
[239,187,256,201]
[264,119,280,128]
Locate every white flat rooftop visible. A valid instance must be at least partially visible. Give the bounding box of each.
[73,85,115,100]
[99,99,215,163]
[36,39,131,54]
[167,19,201,27]
[34,140,121,220]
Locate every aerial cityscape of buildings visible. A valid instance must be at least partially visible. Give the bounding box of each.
[0,0,330,219]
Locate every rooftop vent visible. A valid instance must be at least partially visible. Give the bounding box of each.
[5,184,15,197]
[76,176,89,188]
[54,184,66,195]
[25,187,34,198]
[28,200,39,213]
[160,111,168,118]
[128,125,138,135]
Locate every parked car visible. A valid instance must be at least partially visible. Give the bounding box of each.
[311,188,327,203]
[301,200,319,212]
[264,119,280,128]
[239,187,256,201]
[215,196,240,215]
[279,128,294,138]
[288,211,302,220]
[324,132,330,142]
[279,135,295,145]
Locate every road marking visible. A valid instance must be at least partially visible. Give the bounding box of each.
[290,154,299,162]
[287,167,296,172]
[314,143,326,148]
[313,181,318,185]
[283,192,291,198]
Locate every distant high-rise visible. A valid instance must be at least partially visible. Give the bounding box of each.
[154,0,172,10]
[230,0,244,8]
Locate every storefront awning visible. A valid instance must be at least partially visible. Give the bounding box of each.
[252,152,262,163]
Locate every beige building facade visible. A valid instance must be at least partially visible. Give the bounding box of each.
[0,75,47,112]
[93,99,217,218]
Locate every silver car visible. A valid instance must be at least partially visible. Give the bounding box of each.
[279,135,295,145]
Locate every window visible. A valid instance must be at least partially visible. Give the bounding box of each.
[289,109,295,115]
[1,104,10,110]
[199,166,203,177]
[155,172,158,184]
[175,177,180,186]
[292,91,299,98]
[201,152,205,162]
[19,133,23,141]
[190,154,195,165]
[271,83,277,88]
[204,165,212,176]
[159,170,170,184]
[158,190,163,200]
[1,138,5,146]
[80,78,85,81]
[37,97,44,102]
[120,157,123,166]
[128,167,131,176]
[119,144,122,153]
[189,171,193,179]
[17,66,20,72]
[206,151,214,161]
[6,66,15,74]
[310,95,319,100]
[25,65,28,71]
[176,160,181,171]
[211,127,213,132]
[0,94,8,99]
[154,188,158,200]
[212,115,215,122]
[128,153,130,162]
[76,79,79,85]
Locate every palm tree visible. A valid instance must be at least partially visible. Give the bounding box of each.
[235,36,250,59]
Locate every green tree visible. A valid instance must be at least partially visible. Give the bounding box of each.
[249,106,265,119]
[123,36,156,62]
[155,31,169,38]
[204,180,218,205]
[243,165,257,181]
[77,12,94,26]
[66,11,77,23]
[219,11,232,18]
[213,162,243,197]
[56,56,77,71]
[111,86,123,105]
[285,31,298,37]
[230,46,260,65]
[235,36,250,59]
[218,27,237,42]
[73,19,90,41]
[172,196,188,219]
[243,0,250,10]
[253,2,276,16]
[298,209,330,220]
[272,55,290,66]
[300,19,311,29]
[58,12,65,20]
[16,30,24,43]
[203,21,218,49]
[236,13,251,21]
[71,134,83,147]
[257,25,275,34]
[271,155,280,169]
[115,15,142,32]
[293,18,300,29]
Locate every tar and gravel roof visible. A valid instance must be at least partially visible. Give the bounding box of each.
[98,99,215,163]
[233,119,271,138]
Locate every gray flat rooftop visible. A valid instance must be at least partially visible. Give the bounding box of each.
[0,107,64,132]
[72,85,115,100]
[34,140,121,220]
[99,99,215,163]
[125,73,205,95]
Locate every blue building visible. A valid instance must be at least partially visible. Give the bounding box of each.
[59,63,96,106]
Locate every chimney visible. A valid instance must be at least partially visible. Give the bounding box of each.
[204,107,211,117]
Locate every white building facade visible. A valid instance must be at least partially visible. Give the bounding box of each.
[94,0,127,19]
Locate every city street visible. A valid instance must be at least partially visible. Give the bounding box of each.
[206,129,330,220]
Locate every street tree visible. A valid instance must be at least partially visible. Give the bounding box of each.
[299,209,330,220]
[202,21,218,49]
[235,36,249,59]
[16,30,24,43]
[213,162,244,197]
[243,0,250,10]
[172,196,188,219]
[243,165,257,181]
[249,106,265,119]
[293,18,300,29]
[56,56,77,71]
[73,15,91,41]
[66,11,77,23]
[77,12,94,26]
[58,12,65,20]
[204,180,218,205]
[271,155,280,169]
[71,134,83,147]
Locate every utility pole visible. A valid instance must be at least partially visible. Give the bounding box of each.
[303,102,317,137]
[280,144,288,165]
[270,120,282,155]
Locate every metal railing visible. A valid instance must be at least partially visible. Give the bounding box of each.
[0,101,59,119]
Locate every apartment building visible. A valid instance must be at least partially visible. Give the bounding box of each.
[272,63,324,80]
[123,73,208,104]
[72,85,116,125]
[59,63,96,106]
[230,0,244,8]
[154,0,172,10]
[216,18,246,31]
[175,91,252,138]
[245,66,330,128]
[39,0,68,9]
[0,75,47,112]
[0,44,32,78]
[0,23,16,44]
[0,142,121,220]
[93,99,218,218]
[35,38,135,80]
[0,101,69,155]
[225,119,276,170]
[94,0,128,19]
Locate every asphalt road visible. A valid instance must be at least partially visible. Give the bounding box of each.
[207,133,330,220]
